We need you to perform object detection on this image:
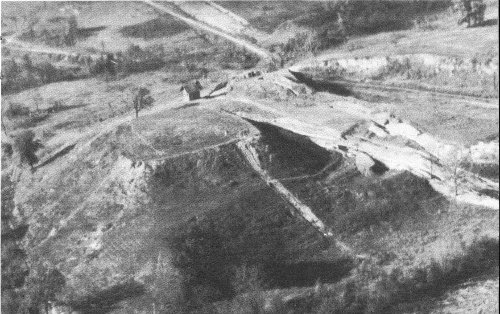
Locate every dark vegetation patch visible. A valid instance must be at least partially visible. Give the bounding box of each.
[18,15,78,47]
[343,1,451,35]
[264,259,355,289]
[218,237,498,313]
[315,237,499,314]
[1,56,80,95]
[4,102,31,118]
[1,40,257,95]
[264,1,452,64]
[76,25,107,40]
[465,162,499,181]
[1,224,29,241]
[288,171,438,236]
[290,1,452,36]
[479,189,500,199]
[120,17,189,39]
[166,186,349,311]
[13,129,43,169]
[1,240,28,291]
[225,0,451,35]
[214,43,260,70]
[4,100,88,131]
[1,174,29,312]
[306,56,499,98]
[67,281,146,314]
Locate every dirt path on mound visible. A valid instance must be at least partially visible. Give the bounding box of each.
[34,95,185,169]
[236,138,368,259]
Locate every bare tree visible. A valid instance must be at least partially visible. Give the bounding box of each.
[133,88,154,118]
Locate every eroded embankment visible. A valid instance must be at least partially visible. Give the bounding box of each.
[229,109,499,210]
[294,53,499,98]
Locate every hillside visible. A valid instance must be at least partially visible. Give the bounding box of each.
[1,1,498,313]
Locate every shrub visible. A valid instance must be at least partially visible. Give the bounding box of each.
[13,130,43,169]
[340,0,452,35]
[20,263,65,314]
[1,241,29,291]
[1,59,39,94]
[5,103,31,118]
[273,26,347,64]
[35,62,61,84]
[48,100,64,113]
[1,58,78,94]
[2,143,13,158]
[120,44,167,74]
[305,237,499,313]
[217,43,260,69]
[19,14,78,47]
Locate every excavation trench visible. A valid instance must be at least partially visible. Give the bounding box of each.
[231,112,499,209]
[236,139,334,238]
[146,139,358,304]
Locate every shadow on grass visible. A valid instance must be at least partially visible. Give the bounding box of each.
[77,26,107,40]
[1,224,29,241]
[270,238,499,314]
[120,17,189,40]
[174,102,200,110]
[35,144,76,169]
[288,70,353,96]
[476,18,498,27]
[265,258,355,288]
[48,103,88,114]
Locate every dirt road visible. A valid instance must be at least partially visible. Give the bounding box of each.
[142,0,274,61]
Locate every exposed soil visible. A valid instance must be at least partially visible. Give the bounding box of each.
[1,1,498,313]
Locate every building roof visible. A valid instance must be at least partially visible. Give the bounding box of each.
[180,80,203,94]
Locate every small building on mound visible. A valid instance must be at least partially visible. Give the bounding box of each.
[180,80,203,101]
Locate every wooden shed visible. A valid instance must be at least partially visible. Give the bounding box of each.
[180,80,203,101]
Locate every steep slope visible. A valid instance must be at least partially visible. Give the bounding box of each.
[6,106,356,312]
